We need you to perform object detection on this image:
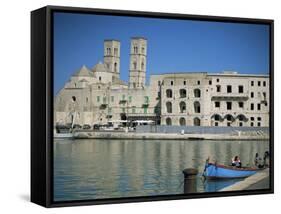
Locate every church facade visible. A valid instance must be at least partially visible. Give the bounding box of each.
[54,37,269,127]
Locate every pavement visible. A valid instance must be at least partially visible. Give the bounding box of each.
[220,168,269,191]
[246,176,269,190]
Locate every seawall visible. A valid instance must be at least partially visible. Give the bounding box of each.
[74,131,269,140]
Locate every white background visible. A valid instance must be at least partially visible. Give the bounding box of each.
[0,0,280,212]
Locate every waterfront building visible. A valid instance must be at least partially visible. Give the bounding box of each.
[54,37,269,127]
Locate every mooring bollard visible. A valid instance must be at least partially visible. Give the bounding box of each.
[182,168,198,194]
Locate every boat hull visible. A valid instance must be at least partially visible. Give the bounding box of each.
[204,163,258,179]
[54,132,74,139]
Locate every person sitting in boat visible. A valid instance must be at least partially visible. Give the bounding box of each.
[231,156,242,168]
[254,153,259,166]
[263,151,270,168]
[256,157,264,169]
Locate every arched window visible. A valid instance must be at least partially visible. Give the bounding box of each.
[237,114,247,121]
[225,114,234,121]
[166,89,173,98]
[114,48,118,56]
[179,89,187,98]
[141,61,144,70]
[211,114,223,122]
[179,101,186,113]
[194,89,201,98]
[194,117,200,126]
[194,101,201,113]
[134,46,138,54]
[142,47,145,54]
[114,62,118,72]
[166,102,172,113]
[214,115,220,121]
[166,117,172,125]
[107,48,111,55]
[133,61,137,70]
[179,117,186,126]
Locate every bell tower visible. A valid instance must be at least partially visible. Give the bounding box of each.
[103,39,120,80]
[129,37,147,88]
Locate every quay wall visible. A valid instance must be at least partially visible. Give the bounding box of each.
[74,131,269,140]
[135,125,269,135]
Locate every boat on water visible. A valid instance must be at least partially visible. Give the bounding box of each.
[54,106,77,139]
[54,128,74,139]
[203,162,260,179]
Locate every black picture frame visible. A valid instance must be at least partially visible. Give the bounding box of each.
[31,5,274,208]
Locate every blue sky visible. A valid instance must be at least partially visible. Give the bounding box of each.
[54,12,270,94]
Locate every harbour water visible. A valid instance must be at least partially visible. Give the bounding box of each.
[53,139,269,201]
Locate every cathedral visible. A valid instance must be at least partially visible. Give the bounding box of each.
[54,37,269,127]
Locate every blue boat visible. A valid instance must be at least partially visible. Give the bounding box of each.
[203,162,260,179]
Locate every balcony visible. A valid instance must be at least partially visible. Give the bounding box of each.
[119,99,127,104]
[127,113,158,122]
[127,113,156,117]
[211,93,249,101]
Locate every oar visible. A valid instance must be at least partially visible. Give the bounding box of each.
[202,157,210,177]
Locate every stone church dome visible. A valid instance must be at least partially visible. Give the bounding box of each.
[92,62,108,73]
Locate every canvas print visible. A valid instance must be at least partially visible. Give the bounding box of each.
[53,11,271,202]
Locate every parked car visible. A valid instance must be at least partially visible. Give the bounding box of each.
[93,124,100,130]
[73,124,82,129]
[83,124,91,130]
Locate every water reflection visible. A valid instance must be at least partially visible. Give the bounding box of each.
[54,139,269,201]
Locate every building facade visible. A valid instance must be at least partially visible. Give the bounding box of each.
[54,37,269,127]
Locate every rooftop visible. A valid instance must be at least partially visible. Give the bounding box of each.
[72,65,94,77]
[150,71,269,78]
[104,39,120,42]
[131,36,147,40]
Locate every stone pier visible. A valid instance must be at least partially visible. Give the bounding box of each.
[220,168,270,191]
